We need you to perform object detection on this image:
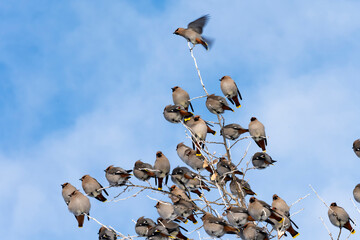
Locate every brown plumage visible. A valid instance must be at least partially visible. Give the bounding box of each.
[173,15,212,50]
[249,117,267,152]
[67,190,91,228]
[206,94,234,114]
[80,175,108,202]
[171,86,193,112]
[220,76,242,108]
[154,151,170,190]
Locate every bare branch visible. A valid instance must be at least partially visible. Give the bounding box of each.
[319,216,334,240]
[290,193,311,207]
[188,42,209,96]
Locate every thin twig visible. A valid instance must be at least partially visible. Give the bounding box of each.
[320,216,334,240]
[188,42,208,96]
[290,193,310,207]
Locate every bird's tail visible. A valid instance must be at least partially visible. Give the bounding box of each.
[287,225,300,238]
[95,194,107,202]
[76,214,85,228]
[232,96,241,108]
[201,36,214,50]
[344,221,356,234]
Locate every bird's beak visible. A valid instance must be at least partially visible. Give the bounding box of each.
[79,178,82,181]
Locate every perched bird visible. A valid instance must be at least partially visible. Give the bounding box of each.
[184,115,216,154]
[173,15,212,50]
[80,175,108,202]
[229,177,256,197]
[353,139,360,158]
[147,225,171,240]
[252,152,276,169]
[104,165,132,186]
[173,199,197,224]
[269,214,299,239]
[169,185,193,204]
[157,218,188,240]
[272,194,290,217]
[249,117,267,152]
[135,216,156,237]
[154,151,171,190]
[61,182,76,205]
[68,190,91,228]
[248,197,283,223]
[220,123,248,140]
[133,160,155,182]
[216,157,243,179]
[163,104,193,123]
[220,76,242,108]
[171,86,194,112]
[328,202,355,234]
[223,206,253,228]
[353,184,360,203]
[202,212,239,238]
[206,94,233,114]
[98,226,117,240]
[239,222,269,240]
[176,143,205,171]
[155,201,185,222]
[171,166,210,197]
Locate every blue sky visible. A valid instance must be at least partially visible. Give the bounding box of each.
[1,0,360,239]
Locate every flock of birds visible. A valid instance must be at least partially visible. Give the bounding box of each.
[61,15,360,240]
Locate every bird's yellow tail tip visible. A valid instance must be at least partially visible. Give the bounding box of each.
[184,117,191,121]
[196,154,202,156]
[194,221,198,224]
[236,105,241,108]
[279,218,284,223]
[158,187,162,190]
[352,230,356,234]
[293,233,300,238]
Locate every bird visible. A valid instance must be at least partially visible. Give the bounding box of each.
[272,194,290,218]
[220,123,248,140]
[353,139,360,158]
[169,185,193,204]
[155,201,185,222]
[173,15,212,50]
[184,115,215,154]
[157,218,188,240]
[173,199,197,224]
[328,202,355,234]
[154,151,171,190]
[163,104,193,123]
[239,222,269,240]
[133,160,156,182]
[249,117,267,152]
[216,157,243,179]
[104,165,132,186]
[98,226,117,240]
[353,184,360,203]
[135,216,156,237]
[229,177,256,197]
[147,224,171,240]
[268,213,299,239]
[220,76,242,108]
[171,86,194,112]
[252,152,276,169]
[171,166,210,197]
[223,206,253,228]
[248,197,283,223]
[206,94,234,114]
[201,212,239,238]
[176,142,208,172]
[67,190,91,228]
[61,182,77,205]
[271,195,299,237]
[80,175,108,202]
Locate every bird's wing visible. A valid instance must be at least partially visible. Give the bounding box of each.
[187,15,209,34]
